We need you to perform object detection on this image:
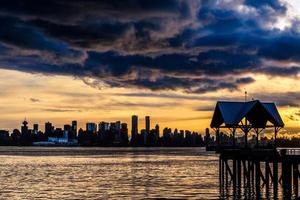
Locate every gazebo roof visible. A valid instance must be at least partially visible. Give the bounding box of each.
[210,100,284,128]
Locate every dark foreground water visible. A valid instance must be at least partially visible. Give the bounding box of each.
[0,147,290,199]
[0,147,219,199]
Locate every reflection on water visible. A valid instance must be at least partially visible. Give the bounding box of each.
[0,147,219,199]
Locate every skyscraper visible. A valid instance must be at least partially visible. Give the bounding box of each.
[131,115,138,142]
[71,120,77,138]
[21,120,28,136]
[155,124,160,139]
[33,124,38,134]
[121,123,129,145]
[144,116,150,145]
[45,122,53,137]
[99,121,109,133]
[64,124,71,140]
[145,116,150,134]
[86,123,97,134]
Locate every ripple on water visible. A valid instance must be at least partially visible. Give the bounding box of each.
[0,147,278,199]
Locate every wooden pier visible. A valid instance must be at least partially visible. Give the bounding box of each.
[219,148,300,198]
[209,100,296,198]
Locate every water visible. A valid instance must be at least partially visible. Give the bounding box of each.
[0,147,219,200]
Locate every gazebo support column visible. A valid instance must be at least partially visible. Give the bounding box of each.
[229,128,236,147]
[245,130,248,148]
[274,127,281,149]
[254,128,264,148]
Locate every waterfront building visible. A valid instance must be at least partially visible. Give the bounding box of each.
[33,124,38,134]
[71,120,77,138]
[45,122,53,137]
[21,120,28,136]
[131,115,138,142]
[145,116,150,145]
[86,123,97,134]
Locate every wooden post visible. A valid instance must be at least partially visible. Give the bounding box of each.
[247,160,251,185]
[219,156,222,187]
[233,159,236,189]
[274,127,278,148]
[293,163,298,197]
[242,160,247,185]
[265,161,270,196]
[273,161,278,198]
[245,130,248,148]
[286,161,292,198]
[254,128,259,147]
[225,159,228,186]
[255,160,260,187]
[237,160,241,186]
[282,159,292,198]
[225,160,233,182]
[255,160,261,197]
[232,128,236,147]
[216,128,220,149]
[221,158,225,187]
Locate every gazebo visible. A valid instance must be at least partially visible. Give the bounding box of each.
[210,100,284,148]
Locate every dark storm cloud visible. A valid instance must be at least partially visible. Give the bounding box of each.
[256,66,300,76]
[31,19,131,48]
[0,0,191,22]
[0,0,298,94]
[0,15,80,57]
[85,50,259,76]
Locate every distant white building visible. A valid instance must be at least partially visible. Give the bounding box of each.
[48,137,68,143]
[45,130,78,145]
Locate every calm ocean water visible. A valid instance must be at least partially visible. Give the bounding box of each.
[0,147,219,199]
[0,147,289,199]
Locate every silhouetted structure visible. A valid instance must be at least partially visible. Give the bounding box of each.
[131,115,138,145]
[145,116,150,145]
[71,120,77,139]
[210,100,300,198]
[33,124,38,134]
[45,122,53,137]
[211,100,284,148]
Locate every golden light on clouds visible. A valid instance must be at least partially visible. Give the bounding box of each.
[0,69,299,137]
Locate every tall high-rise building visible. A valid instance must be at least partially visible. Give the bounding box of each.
[45,122,53,136]
[99,122,109,133]
[145,116,150,134]
[155,124,160,138]
[115,121,121,132]
[131,115,138,139]
[86,123,97,133]
[121,123,128,133]
[120,123,129,145]
[144,116,150,145]
[71,121,77,138]
[33,124,38,134]
[64,124,71,139]
[21,120,28,135]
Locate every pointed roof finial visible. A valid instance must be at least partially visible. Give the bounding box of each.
[244,89,247,102]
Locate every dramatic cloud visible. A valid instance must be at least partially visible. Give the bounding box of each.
[0,0,299,94]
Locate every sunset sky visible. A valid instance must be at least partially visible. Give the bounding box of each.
[0,0,299,136]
